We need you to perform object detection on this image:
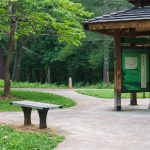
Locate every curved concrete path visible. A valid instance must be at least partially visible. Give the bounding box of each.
[0,88,150,150]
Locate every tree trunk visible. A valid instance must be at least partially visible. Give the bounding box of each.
[27,66,32,82]
[102,1,110,84]
[103,39,110,83]
[0,49,4,79]
[39,71,42,82]
[3,2,17,97]
[46,64,51,83]
[12,41,23,81]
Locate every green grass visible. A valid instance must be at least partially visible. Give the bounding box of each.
[0,125,64,150]
[0,80,115,89]
[76,89,150,98]
[0,90,76,112]
[0,80,67,88]
[74,82,114,89]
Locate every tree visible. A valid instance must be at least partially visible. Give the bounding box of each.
[0,48,4,79]
[0,0,92,97]
[12,38,25,81]
[72,0,131,84]
[3,1,17,97]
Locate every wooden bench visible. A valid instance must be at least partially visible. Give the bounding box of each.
[11,100,62,129]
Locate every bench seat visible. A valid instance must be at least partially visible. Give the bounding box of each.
[11,100,62,129]
[11,100,62,110]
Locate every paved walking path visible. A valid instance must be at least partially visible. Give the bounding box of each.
[0,88,150,150]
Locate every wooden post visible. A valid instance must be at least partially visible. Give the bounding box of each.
[129,28,138,106]
[114,29,122,111]
[143,92,146,98]
[130,92,137,105]
[68,77,73,89]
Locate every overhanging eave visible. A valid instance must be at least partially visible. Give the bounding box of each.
[88,20,150,31]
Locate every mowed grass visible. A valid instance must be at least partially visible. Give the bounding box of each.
[0,90,76,112]
[76,89,150,98]
[0,125,64,150]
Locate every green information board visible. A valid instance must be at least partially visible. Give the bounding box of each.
[122,48,150,92]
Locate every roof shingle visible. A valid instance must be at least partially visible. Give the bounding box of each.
[84,7,150,24]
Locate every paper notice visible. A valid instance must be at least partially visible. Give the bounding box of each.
[141,54,147,88]
[125,57,138,69]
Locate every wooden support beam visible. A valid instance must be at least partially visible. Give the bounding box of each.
[129,28,138,106]
[89,20,150,31]
[122,31,150,37]
[114,29,122,111]
[95,29,150,37]
[120,29,129,36]
[95,29,114,36]
[130,92,137,105]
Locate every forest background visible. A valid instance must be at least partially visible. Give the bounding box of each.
[0,0,132,87]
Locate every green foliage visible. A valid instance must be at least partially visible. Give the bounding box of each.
[0,80,114,89]
[73,0,131,16]
[0,125,64,150]
[63,0,132,83]
[76,89,150,98]
[0,0,93,86]
[88,49,104,70]
[0,80,66,88]
[0,90,76,111]
[0,0,133,85]
[0,0,92,46]
[0,7,8,39]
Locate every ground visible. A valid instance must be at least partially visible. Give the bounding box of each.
[0,88,150,150]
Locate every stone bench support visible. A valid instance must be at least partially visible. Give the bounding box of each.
[11,100,62,129]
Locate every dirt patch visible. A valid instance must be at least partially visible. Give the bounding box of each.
[1,123,58,136]
[0,96,18,100]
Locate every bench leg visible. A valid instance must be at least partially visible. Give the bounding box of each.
[37,109,49,129]
[22,107,32,125]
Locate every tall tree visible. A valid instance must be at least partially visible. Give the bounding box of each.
[0,48,4,79]
[0,0,92,97]
[3,1,17,97]
[12,38,24,81]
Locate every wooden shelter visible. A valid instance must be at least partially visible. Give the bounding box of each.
[129,0,150,7]
[83,0,150,111]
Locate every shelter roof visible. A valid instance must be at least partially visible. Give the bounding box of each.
[128,0,150,7]
[84,7,150,24]
[83,7,150,36]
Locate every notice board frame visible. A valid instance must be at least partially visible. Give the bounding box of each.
[121,46,150,93]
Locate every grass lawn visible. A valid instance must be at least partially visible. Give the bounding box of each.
[0,125,63,150]
[76,89,150,98]
[0,90,76,112]
[0,80,114,89]
[0,80,67,89]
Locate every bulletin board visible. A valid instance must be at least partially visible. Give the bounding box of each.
[122,47,150,92]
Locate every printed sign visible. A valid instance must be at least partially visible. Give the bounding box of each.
[141,54,147,88]
[125,57,138,69]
